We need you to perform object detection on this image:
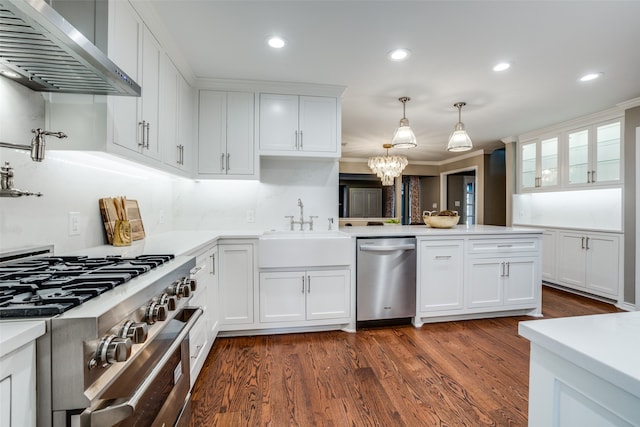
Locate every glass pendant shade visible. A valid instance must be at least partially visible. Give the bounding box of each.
[368,144,408,186]
[391,97,417,148]
[447,102,473,152]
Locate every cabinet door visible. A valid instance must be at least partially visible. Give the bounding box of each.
[593,121,621,184]
[541,230,557,281]
[139,26,162,160]
[226,91,255,175]
[160,55,179,169]
[586,234,619,296]
[567,128,590,185]
[206,246,219,339]
[259,271,306,323]
[557,233,587,289]
[110,0,141,152]
[503,257,538,306]
[467,258,503,308]
[298,96,337,153]
[219,244,254,324]
[520,140,538,190]
[177,74,194,172]
[259,93,299,151]
[419,240,464,312]
[198,90,226,174]
[306,270,350,320]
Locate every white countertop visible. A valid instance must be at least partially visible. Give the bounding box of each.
[340,224,543,237]
[63,230,261,257]
[0,320,46,358]
[519,311,640,397]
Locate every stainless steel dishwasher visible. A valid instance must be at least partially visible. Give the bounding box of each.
[357,237,416,322]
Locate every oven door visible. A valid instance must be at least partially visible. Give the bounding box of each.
[80,307,202,427]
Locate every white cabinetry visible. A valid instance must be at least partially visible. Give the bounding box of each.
[259,269,350,323]
[519,136,559,191]
[259,94,339,157]
[218,242,256,327]
[198,90,255,177]
[541,229,557,282]
[46,0,190,173]
[110,1,161,161]
[417,240,464,313]
[517,113,623,193]
[557,231,621,298]
[161,55,193,173]
[466,238,539,309]
[0,342,36,427]
[187,244,218,387]
[566,120,622,187]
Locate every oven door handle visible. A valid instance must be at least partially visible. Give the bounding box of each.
[82,307,203,427]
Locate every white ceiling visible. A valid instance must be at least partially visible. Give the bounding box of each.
[149,0,640,162]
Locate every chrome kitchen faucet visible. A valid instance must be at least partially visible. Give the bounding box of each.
[285,198,317,231]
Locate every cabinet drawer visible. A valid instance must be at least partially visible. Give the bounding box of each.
[467,238,539,254]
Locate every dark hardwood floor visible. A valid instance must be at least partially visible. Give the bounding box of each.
[186,286,621,426]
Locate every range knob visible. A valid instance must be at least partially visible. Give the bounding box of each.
[158,293,177,311]
[94,334,132,367]
[119,320,148,344]
[145,300,168,324]
[188,277,197,292]
[168,279,191,299]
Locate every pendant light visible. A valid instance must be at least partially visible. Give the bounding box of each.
[391,97,417,148]
[447,102,473,152]
[368,143,408,186]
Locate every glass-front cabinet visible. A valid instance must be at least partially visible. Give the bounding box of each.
[518,115,622,193]
[567,120,621,187]
[519,136,559,191]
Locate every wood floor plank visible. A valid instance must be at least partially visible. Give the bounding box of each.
[187,287,621,426]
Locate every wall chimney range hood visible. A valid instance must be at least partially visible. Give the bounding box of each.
[0,0,141,96]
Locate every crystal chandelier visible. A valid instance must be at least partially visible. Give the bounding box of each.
[368,144,408,186]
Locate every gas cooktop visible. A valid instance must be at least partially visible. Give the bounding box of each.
[0,255,174,318]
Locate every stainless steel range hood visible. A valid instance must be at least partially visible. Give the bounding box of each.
[0,0,141,96]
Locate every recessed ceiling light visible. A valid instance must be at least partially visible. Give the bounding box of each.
[580,72,602,82]
[388,49,411,61]
[267,36,286,49]
[493,62,511,72]
[0,70,20,79]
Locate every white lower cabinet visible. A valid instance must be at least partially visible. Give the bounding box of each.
[259,269,350,323]
[219,242,255,326]
[557,231,621,298]
[541,229,557,282]
[187,243,218,387]
[0,341,37,427]
[466,256,538,308]
[417,240,464,313]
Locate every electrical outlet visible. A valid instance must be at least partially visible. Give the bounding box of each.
[159,209,165,224]
[454,201,461,207]
[68,212,80,236]
[432,202,438,209]
[246,209,255,223]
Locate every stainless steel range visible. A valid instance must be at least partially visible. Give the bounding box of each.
[0,250,200,427]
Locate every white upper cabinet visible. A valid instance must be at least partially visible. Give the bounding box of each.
[259,94,340,157]
[161,55,193,174]
[566,120,621,186]
[519,136,559,191]
[198,90,255,178]
[110,1,161,161]
[517,111,623,193]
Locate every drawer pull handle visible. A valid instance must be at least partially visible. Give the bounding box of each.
[497,244,513,248]
[435,255,452,260]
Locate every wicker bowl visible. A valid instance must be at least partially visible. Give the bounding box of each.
[423,214,460,228]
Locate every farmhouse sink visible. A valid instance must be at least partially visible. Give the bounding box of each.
[259,230,353,268]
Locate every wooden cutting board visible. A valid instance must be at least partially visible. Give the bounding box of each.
[99,198,146,244]
[125,199,146,241]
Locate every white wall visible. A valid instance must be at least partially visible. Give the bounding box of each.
[0,79,339,254]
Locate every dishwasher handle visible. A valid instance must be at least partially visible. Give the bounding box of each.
[359,243,416,252]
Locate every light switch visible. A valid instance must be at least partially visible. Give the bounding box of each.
[454,201,461,207]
